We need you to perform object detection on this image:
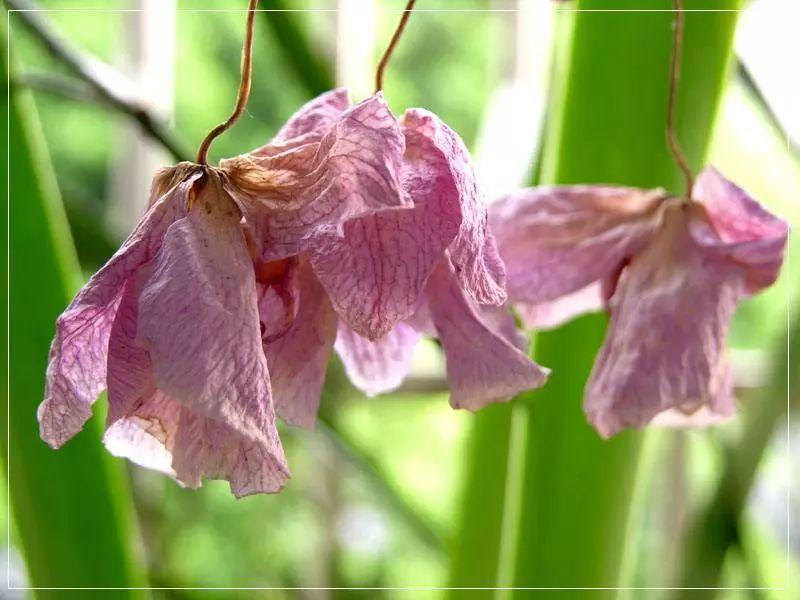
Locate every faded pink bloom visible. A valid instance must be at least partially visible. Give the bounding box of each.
[221,89,549,417]
[490,167,788,437]
[38,93,410,495]
[39,167,289,497]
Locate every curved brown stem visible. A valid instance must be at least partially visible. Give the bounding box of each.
[196,0,259,165]
[375,0,417,93]
[667,0,694,199]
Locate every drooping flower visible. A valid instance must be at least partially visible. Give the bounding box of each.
[38,93,409,496]
[489,167,788,437]
[220,89,549,419]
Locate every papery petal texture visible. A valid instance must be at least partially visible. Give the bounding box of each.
[41,163,293,495]
[106,271,154,427]
[307,123,464,338]
[135,175,280,456]
[220,93,409,259]
[692,166,788,292]
[263,261,338,429]
[491,168,786,438]
[103,173,289,495]
[38,165,201,448]
[105,389,288,497]
[403,109,506,305]
[308,204,452,338]
[103,390,180,477]
[254,255,300,343]
[310,108,510,340]
[490,185,664,307]
[516,282,605,331]
[335,322,420,397]
[270,88,351,147]
[426,260,549,410]
[475,302,530,352]
[584,204,739,438]
[170,400,288,497]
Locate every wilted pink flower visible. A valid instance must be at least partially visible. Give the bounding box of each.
[490,167,788,437]
[38,93,409,496]
[221,89,549,416]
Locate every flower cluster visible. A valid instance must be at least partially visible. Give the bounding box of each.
[38,90,788,496]
[38,90,547,496]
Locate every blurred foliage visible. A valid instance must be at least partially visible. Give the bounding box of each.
[2,0,798,596]
[259,0,335,97]
[2,26,146,591]
[518,2,739,594]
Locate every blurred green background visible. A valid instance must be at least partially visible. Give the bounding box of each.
[1,0,797,598]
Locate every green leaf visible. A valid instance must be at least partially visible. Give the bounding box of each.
[449,0,740,594]
[514,0,739,593]
[448,402,525,590]
[1,36,147,593]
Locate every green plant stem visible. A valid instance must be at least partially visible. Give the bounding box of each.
[449,2,739,594]
[1,41,147,593]
[676,311,799,592]
[447,402,520,590]
[513,0,739,595]
[516,316,639,593]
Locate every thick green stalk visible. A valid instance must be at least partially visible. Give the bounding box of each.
[448,1,739,594]
[447,401,521,590]
[512,1,739,594]
[1,42,146,592]
[448,342,535,592]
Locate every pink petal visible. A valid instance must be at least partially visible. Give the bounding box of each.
[309,109,511,339]
[105,271,154,427]
[248,89,351,159]
[307,128,464,337]
[692,166,788,292]
[255,257,300,343]
[585,203,740,438]
[476,302,530,352]
[426,260,549,410]
[649,405,734,429]
[38,165,202,448]
[104,390,289,497]
[103,391,179,477]
[516,282,605,331]
[104,189,290,498]
[271,88,351,146]
[335,322,420,397]
[263,261,338,429]
[489,185,664,306]
[402,109,506,305]
[220,93,409,260]
[135,173,279,453]
[171,401,289,497]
